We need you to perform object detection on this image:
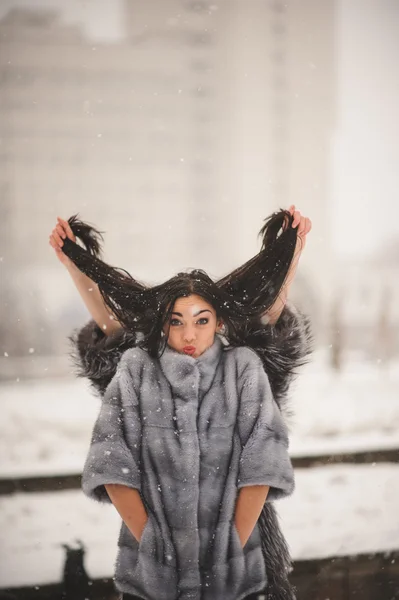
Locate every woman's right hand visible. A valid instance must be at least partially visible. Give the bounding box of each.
[49,216,76,267]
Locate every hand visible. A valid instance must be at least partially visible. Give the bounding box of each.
[266,206,312,324]
[286,205,312,253]
[49,216,76,267]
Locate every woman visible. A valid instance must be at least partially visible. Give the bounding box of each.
[49,207,312,600]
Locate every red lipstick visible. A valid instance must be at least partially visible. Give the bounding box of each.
[183,346,196,355]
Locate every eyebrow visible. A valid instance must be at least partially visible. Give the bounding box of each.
[171,309,212,317]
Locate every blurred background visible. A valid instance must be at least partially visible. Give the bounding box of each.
[0,1,398,599]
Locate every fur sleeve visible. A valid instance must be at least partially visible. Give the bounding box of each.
[81,352,142,502]
[236,363,295,502]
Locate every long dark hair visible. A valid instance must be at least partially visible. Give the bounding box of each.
[61,209,300,357]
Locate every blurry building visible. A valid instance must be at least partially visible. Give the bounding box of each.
[0,0,336,365]
[0,4,229,275]
[0,3,230,360]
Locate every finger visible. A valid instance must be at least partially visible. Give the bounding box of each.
[298,216,307,236]
[287,206,295,226]
[53,229,64,246]
[292,209,301,228]
[52,229,64,247]
[57,217,75,241]
[304,217,312,235]
[49,234,59,249]
[56,224,66,239]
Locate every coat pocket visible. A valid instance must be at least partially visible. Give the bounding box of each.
[230,521,245,558]
[138,515,158,559]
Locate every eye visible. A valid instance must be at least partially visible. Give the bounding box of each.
[170,319,181,326]
[197,318,209,325]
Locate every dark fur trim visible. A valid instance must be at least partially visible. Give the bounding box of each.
[246,303,313,419]
[68,304,313,600]
[68,322,138,397]
[259,503,297,600]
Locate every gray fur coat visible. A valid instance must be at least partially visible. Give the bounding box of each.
[70,304,312,600]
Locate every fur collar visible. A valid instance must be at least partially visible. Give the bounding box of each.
[158,335,225,400]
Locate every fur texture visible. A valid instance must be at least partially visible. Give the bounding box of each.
[71,307,312,600]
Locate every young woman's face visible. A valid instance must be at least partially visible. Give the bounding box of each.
[163,294,223,358]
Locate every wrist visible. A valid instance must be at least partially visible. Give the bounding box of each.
[65,260,82,277]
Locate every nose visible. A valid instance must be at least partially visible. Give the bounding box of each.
[183,326,196,343]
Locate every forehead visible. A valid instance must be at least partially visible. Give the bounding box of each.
[172,294,215,314]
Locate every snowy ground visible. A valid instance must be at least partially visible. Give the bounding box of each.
[0,463,398,588]
[288,351,399,456]
[1,351,398,478]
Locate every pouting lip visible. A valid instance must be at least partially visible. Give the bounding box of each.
[183,346,196,352]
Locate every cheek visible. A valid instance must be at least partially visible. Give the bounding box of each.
[204,323,217,338]
[167,328,177,340]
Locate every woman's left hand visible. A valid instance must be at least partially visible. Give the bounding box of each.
[287,205,312,253]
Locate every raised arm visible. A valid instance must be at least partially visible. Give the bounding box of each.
[264,205,312,325]
[49,216,122,336]
[66,261,122,335]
